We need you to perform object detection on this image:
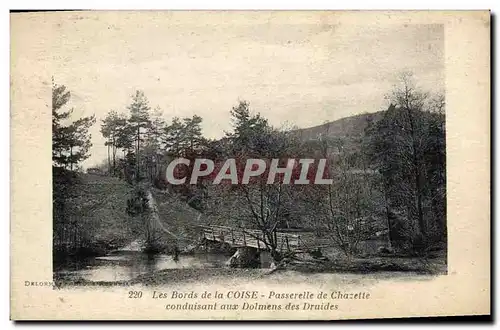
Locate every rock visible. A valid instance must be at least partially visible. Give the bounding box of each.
[259,250,275,268]
[309,248,329,260]
[227,247,261,268]
[182,244,197,255]
[377,246,395,255]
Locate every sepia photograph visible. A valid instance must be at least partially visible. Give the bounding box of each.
[51,17,447,286]
[10,10,490,320]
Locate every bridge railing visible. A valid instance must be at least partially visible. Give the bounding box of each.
[197,225,302,252]
[197,225,337,252]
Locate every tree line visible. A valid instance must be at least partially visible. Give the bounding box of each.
[99,90,205,183]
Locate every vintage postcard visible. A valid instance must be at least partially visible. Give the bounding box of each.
[10,10,490,320]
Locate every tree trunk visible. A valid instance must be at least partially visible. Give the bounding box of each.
[107,144,111,174]
[383,181,394,248]
[405,106,426,240]
[136,126,140,182]
[112,135,117,176]
[70,146,73,171]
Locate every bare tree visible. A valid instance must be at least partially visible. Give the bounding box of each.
[388,72,428,240]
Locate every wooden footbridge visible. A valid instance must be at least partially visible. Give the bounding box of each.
[197,225,333,253]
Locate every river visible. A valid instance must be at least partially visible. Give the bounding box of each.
[55,251,231,283]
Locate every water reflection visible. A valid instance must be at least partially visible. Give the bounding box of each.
[55,252,229,282]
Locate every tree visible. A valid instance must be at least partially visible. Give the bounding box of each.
[143,106,166,182]
[298,132,381,258]
[226,100,269,155]
[115,120,135,156]
[148,106,166,150]
[52,80,95,170]
[205,101,300,262]
[163,115,205,156]
[52,81,72,166]
[163,117,185,156]
[366,72,446,250]
[101,110,128,175]
[390,72,427,240]
[127,90,151,181]
[65,116,96,171]
[52,80,96,257]
[183,115,205,152]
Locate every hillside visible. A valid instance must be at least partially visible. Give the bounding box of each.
[53,170,140,260]
[53,168,211,258]
[149,188,205,249]
[294,111,384,142]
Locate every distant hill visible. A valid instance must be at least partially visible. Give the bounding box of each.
[293,111,385,142]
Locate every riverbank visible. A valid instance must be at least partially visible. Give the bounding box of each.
[52,170,205,261]
[285,254,446,275]
[54,266,440,290]
[134,255,445,287]
[54,251,445,288]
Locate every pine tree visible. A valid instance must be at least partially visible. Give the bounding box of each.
[65,116,96,170]
[226,100,269,155]
[127,90,151,181]
[52,80,95,170]
[182,115,205,152]
[144,106,166,181]
[101,111,128,175]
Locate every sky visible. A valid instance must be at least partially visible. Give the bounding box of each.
[13,12,444,168]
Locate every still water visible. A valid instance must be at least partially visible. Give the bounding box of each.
[55,251,230,282]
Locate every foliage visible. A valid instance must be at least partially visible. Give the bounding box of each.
[365,72,446,249]
[52,80,96,170]
[87,72,447,260]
